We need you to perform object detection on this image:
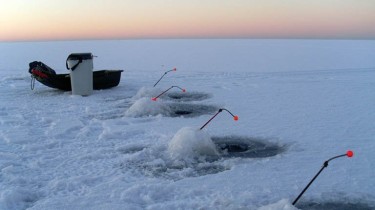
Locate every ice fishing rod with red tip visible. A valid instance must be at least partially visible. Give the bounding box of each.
[199,108,239,130]
[151,85,186,101]
[292,150,354,206]
[153,67,177,87]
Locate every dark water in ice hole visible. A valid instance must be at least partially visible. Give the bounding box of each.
[212,135,286,158]
[166,92,211,102]
[168,103,218,118]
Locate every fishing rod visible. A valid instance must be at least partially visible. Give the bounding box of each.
[200,108,238,130]
[151,86,186,101]
[153,68,177,87]
[292,150,354,206]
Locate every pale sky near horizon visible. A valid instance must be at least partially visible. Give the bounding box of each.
[1,0,375,41]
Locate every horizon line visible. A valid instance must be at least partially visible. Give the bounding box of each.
[2,36,375,43]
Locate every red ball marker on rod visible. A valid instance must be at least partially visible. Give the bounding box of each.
[347,150,354,157]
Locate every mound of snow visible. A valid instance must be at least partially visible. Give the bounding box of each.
[0,188,40,210]
[168,127,219,161]
[124,97,171,117]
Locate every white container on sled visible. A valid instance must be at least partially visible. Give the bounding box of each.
[66,53,93,96]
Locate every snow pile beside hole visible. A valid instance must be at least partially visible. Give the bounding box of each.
[133,87,163,100]
[257,199,298,210]
[0,188,40,210]
[168,127,219,161]
[125,97,170,117]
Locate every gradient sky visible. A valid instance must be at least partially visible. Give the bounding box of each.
[1,0,375,41]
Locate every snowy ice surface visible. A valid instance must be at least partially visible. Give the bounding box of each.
[1,39,375,210]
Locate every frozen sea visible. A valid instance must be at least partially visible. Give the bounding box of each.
[1,39,375,210]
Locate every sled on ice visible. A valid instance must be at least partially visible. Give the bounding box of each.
[29,61,123,91]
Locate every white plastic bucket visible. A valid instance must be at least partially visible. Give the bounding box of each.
[66,53,93,96]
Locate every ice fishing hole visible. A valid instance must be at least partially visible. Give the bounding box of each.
[174,110,193,115]
[167,103,218,118]
[211,135,286,158]
[166,92,211,102]
[296,200,375,210]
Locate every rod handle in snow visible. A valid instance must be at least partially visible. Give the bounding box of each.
[151,85,185,101]
[199,108,238,130]
[292,150,354,206]
[153,68,177,87]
